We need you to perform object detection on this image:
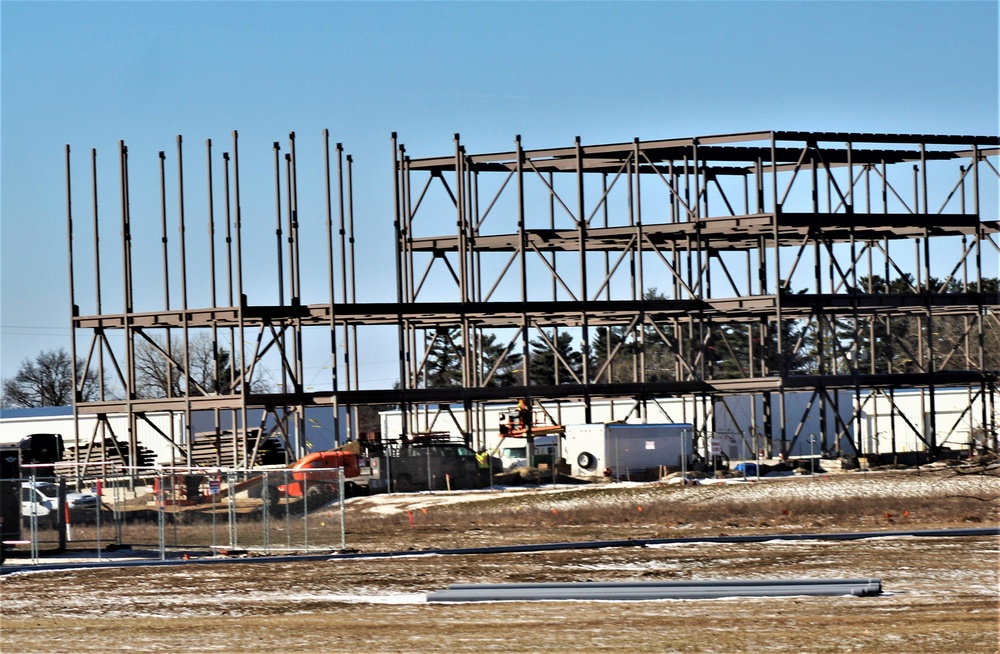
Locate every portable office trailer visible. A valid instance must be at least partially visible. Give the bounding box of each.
[564,423,693,480]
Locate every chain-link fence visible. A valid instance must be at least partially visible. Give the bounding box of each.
[1,468,347,565]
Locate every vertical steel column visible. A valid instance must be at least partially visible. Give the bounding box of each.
[158,151,173,400]
[404,151,419,435]
[959,164,971,368]
[866,164,875,374]
[671,160,681,384]
[631,141,643,396]
[576,137,592,423]
[232,130,250,468]
[222,149,238,465]
[462,144,475,442]
[920,142,937,454]
[272,141,285,307]
[287,133,305,454]
[959,161,974,452]
[516,136,529,388]
[118,141,139,475]
[752,157,764,442]
[847,141,863,458]
[337,142,351,394]
[882,158,894,459]
[177,135,193,467]
[471,163,483,447]
[391,133,409,440]
[770,134,785,455]
[455,135,468,303]
[692,140,709,437]
[323,131,341,444]
[206,138,222,458]
[170,135,192,467]
[346,152,360,438]
[343,155,360,394]
[551,166,561,393]
[277,146,293,449]
[66,145,82,475]
[812,150,825,396]
[865,164,880,457]
[454,136,471,394]
[289,133,302,304]
[91,149,105,403]
[971,144,992,449]
[275,148,295,454]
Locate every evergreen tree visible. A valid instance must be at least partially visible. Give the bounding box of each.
[529,330,584,385]
[422,328,524,388]
[422,328,464,387]
[476,331,523,387]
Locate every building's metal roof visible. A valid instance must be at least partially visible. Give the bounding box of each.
[0,406,73,420]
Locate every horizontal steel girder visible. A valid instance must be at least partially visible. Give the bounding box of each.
[72,292,1000,331]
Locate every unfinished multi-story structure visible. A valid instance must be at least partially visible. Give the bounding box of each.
[64,130,999,472]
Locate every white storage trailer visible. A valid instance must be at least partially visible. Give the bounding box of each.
[564,423,693,479]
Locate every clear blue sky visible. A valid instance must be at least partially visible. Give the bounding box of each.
[2,1,998,389]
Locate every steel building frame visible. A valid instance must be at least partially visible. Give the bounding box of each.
[392,131,1000,457]
[64,130,999,472]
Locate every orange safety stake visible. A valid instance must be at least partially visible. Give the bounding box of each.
[407,510,415,528]
[64,501,72,542]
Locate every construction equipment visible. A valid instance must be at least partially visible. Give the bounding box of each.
[494,403,565,469]
[278,450,362,497]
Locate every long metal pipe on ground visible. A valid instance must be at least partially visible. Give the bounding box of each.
[427,578,883,602]
[448,578,882,590]
[2,527,996,575]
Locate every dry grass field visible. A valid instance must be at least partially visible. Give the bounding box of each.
[2,467,998,653]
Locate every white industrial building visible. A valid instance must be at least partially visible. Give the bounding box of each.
[854,387,995,455]
[0,406,349,469]
[2,387,992,471]
[0,407,184,466]
[381,388,997,460]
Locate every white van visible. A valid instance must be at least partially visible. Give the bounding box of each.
[499,436,557,470]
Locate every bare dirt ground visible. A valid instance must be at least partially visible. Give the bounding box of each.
[2,467,998,653]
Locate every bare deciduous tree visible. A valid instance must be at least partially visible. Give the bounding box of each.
[1,348,104,408]
[133,334,269,398]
